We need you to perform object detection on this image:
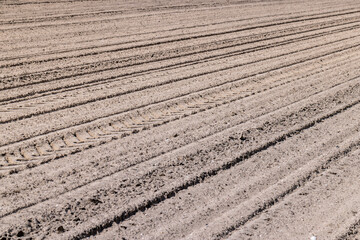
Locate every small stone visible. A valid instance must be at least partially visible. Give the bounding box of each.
[57,226,65,233]
[17,230,24,237]
[89,198,103,205]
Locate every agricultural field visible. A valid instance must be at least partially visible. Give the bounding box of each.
[1,0,360,239]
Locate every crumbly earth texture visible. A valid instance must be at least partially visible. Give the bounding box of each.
[1,0,360,239]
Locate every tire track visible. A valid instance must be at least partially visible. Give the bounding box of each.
[2,76,359,239]
[65,88,360,240]
[2,28,360,124]
[1,35,359,172]
[1,66,359,221]
[3,14,360,96]
[0,0,256,25]
[0,6,348,55]
[2,18,360,105]
[3,1,355,56]
[2,5,356,62]
[0,0,342,26]
[0,6,333,60]
[2,1,360,239]
[94,96,360,240]
[1,59,358,232]
[3,8,360,70]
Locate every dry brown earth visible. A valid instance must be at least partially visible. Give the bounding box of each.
[1,0,360,239]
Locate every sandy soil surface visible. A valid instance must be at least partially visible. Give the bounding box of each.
[1,0,360,239]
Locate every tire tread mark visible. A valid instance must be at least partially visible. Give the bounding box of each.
[64,90,360,240]
[2,30,360,124]
[0,59,358,177]
[2,9,360,69]
[2,18,360,99]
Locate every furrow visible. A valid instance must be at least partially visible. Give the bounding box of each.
[2,75,359,239]
[3,12,357,82]
[0,0,352,30]
[93,96,360,240]
[2,19,360,104]
[193,138,360,240]
[0,6,349,61]
[3,9,360,81]
[2,2,359,239]
[3,6,360,68]
[4,2,357,60]
[1,38,359,174]
[1,56,358,221]
[63,91,360,240]
[2,27,360,123]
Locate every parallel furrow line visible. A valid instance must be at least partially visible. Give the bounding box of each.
[1,35,359,127]
[2,9,360,69]
[1,66,359,224]
[60,87,360,240]
[0,59,358,179]
[0,1,349,26]
[0,7,335,60]
[2,18,360,95]
[1,25,359,109]
[1,40,358,161]
[2,5,358,62]
[1,29,357,117]
[206,136,360,240]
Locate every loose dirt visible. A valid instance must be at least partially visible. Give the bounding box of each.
[1,0,360,239]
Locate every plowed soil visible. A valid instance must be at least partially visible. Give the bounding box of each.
[1,0,360,239]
